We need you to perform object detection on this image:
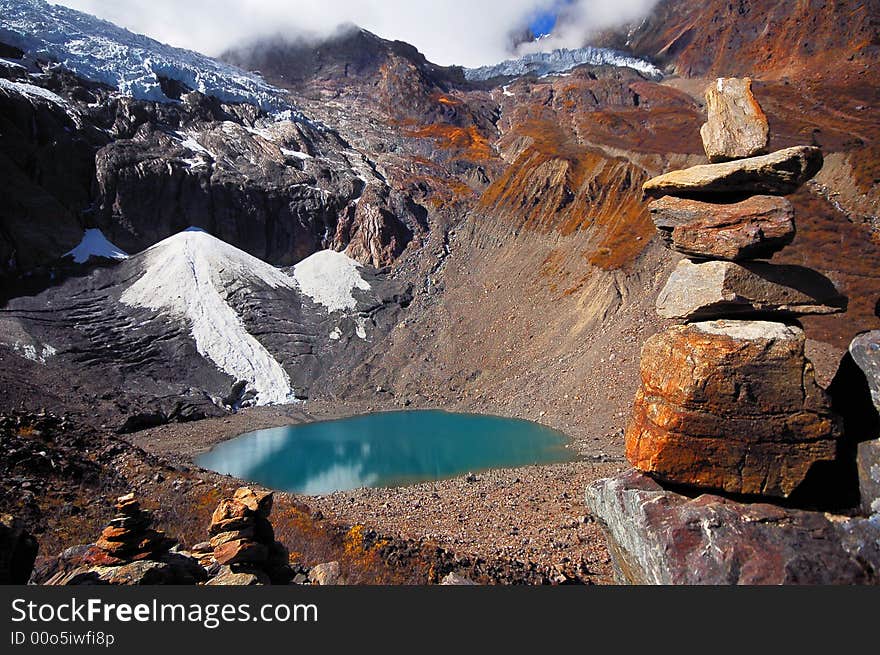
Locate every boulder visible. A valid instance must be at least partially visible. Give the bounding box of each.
[700,78,769,163]
[585,469,880,584]
[849,331,880,412]
[440,572,479,585]
[309,561,342,585]
[656,259,846,320]
[233,487,274,518]
[625,321,840,497]
[857,440,880,515]
[207,566,270,586]
[643,146,823,198]
[0,515,38,584]
[649,195,794,260]
[212,539,269,566]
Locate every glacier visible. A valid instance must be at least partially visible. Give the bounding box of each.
[0,0,291,110]
[464,46,662,82]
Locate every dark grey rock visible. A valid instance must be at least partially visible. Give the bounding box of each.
[585,469,880,585]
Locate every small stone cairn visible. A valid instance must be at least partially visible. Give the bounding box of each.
[83,493,172,566]
[205,487,292,585]
[626,77,847,499]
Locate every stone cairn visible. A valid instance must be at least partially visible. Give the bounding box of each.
[83,493,173,566]
[626,77,847,499]
[202,487,292,585]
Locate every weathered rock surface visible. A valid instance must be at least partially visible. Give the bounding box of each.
[308,561,342,586]
[858,440,880,515]
[656,259,846,320]
[643,146,823,198]
[585,469,880,585]
[439,572,479,585]
[649,195,794,260]
[850,331,880,412]
[0,514,38,584]
[700,78,769,163]
[625,320,840,497]
[206,566,269,586]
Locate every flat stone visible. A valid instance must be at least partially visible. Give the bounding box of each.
[700,77,769,162]
[849,330,880,413]
[857,439,880,515]
[625,321,840,497]
[643,146,823,198]
[649,195,794,260]
[212,539,268,566]
[209,528,255,549]
[585,469,880,584]
[308,561,342,585]
[656,259,846,320]
[233,487,273,518]
[209,499,254,535]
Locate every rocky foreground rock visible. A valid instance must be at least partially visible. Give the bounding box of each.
[649,195,794,261]
[700,77,769,163]
[586,470,880,584]
[643,146,823,198]
[656,259,846,320]
[625,321,840,497]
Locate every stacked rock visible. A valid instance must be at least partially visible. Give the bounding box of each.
[206,487,291,585]
[626,78,846,499]
[83,493,172,566]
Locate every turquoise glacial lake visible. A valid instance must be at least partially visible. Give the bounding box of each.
[196,410,574,494]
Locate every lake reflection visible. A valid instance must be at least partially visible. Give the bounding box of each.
[196,410,574,494]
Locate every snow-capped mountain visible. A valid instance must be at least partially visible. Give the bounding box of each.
[464,46,662,81]
[0,0,290,109]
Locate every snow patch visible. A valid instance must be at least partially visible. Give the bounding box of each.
[0,76,67,105]
[329,327,342,341]
[464,46,662,82]
[120,229,297,405]
[281,148,312,160]
[65,228,128,263]
[11,341,56,364]
[293,250,371,313]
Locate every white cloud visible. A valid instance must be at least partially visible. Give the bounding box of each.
[51,0,658,67]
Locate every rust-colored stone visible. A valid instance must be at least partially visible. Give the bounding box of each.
[649,195,794,260]
[625,320,840,497]
[232,487,273,518]
[213,539,269,566]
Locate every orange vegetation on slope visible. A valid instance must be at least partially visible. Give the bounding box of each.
[404,123,493,162]
[626,0,880,79]
[478,118,653,270]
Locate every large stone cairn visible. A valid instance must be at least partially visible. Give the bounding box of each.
[205,487,292,585]
[627,77,846,498]
[83,493,172,566]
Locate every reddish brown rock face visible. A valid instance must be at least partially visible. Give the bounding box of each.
[625,320,840,497]
[701,78,769,163]
[649,195,794,260]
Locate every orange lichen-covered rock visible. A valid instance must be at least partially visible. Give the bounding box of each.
[625,320,840,498]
